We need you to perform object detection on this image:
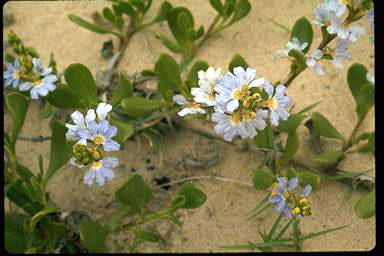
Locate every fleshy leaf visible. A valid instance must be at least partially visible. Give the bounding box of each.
[155,54,182,102]
[171,183,207,209]
[290,17,313,53]
[228,54,248,73]
[5,92,29,145]
[79,221,108,253]
[311,112,346,141]
[121,96,166,118]
[355,190,375,219]
[252,170,274,190]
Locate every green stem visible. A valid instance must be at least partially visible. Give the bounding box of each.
[179,14,222,72]
[342,112,367,152]
[112,209,168,233]
[274,219,294,240]
[292,219,302,251]
[266,213,284,240]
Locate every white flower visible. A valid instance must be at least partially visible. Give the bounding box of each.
[32,58,52,76]
[215,67,265,112]
[191,67,221,106]
[173,94,206,117]
[306,49,325,76]
[95,102,112,121]
[211,102,268,141]
[263,81,292,126]
[323,0,347,17]
[366,73,374,85]
[277,37,308,58]
[84,157,119,186]
[332,39,352,69]
[327,15,366,42]
[65,110,96,145]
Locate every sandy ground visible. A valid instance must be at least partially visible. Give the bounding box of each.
[3,0,375,252]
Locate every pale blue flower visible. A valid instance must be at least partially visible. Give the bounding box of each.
[3,57,21,89]
[87,119,120,152]
[366,73,374,86]
[65,110,96,145]
[323,0,347,17]
[306,49,325,76]
[215,67,265,112]
[327,15,366,42]
[18,58,57,99]
[84,157,119,186]
[332,39,352,69]
[173,94,206,117]
[269,177,299,219]
[366,9,374,30]
[302,185,312,197]
[277,37,308,58]
[263,81,292,126]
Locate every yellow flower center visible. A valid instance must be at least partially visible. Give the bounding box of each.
[32,79,44,87]
[243,111,256,121]
[91,160,102,170]
[13,71,21,79]
[265,97,278,109]
[229,111,242,125]
[191,102,202,109]
[232,84,249,100]
[93,134,105,145]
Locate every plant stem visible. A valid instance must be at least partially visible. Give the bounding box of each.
[18,135,52,142]
[179,14,222,72]
[342,113,366,152]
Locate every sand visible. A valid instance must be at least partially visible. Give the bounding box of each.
[3,0,375,252]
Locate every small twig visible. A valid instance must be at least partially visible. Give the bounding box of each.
[156,175,253,189]
[18,135,52,142]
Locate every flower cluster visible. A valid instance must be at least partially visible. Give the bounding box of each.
[276,0,373,76]
[4,31,58,99]
[65,103,120,186]
[268,177,312,219]
[173,66,292,141]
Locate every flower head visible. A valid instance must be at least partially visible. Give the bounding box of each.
[215,67,265,112]
[83,157,119,186]
[269,177,313,219]
[331,39,352,69]
[173,94,206,117]
[18,58,58,99]
[306,49,325,76]
[4,57,21,89]
[191,67,222,106]
[87,119,120,152]
[263,81,292,126]
[65,110,96,145]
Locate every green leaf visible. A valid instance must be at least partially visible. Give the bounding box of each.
[30,207,58,230]
[223,0,235,19]
[252,170,274,190]
[167,7,194,47]
[299,225,347,242]
[130,0,146,13]
[115,174,152,215]
[286,167,298,180]
[347,63,374,121]
[187,60,209,87]
[41,222,70,252]
[177,11,194,31]
[155,53,182,101]
[184,114,207,120]
[228,54,248,73]
[47,83,87,109]
[5,92,29,144]
[107,116,135,143]
[297,171,321,191]
[5,213,28,253]
[288,49,307,72]
[141,69,155,77]
[103,7,115,23]
[156,34,187,54]
[16,163,34,181]
[151,1,172,23]
[283,131,299,164]
[45,118,73,182]
[290,17,313,53]
[171,183,207,209]
[193,25,205,40]
[119,2,136,16]
[311,112,346,141]
[110,73,133,106]
[210,0,224,15]
[106,202,136,229]
[254,122,275,150]
[121,96,166,118]
[112,4,122,16]
[134,228,161,243]
[64,63,97,107]
[313,151,345,166]
[278,114,306,133]
[355,190,375,219]
[68,14,121,37]
[25,47,39,58]
[79,222,108,253]
[38,101,53,120]
[229,0,251,25]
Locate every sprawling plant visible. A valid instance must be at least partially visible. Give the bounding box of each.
[4,0,374,253]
